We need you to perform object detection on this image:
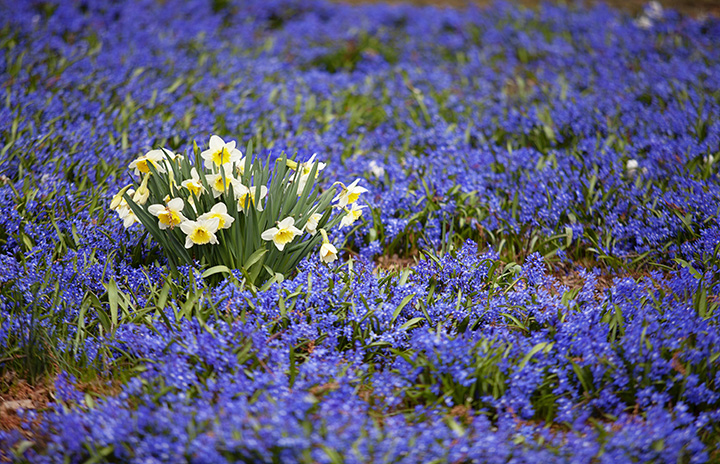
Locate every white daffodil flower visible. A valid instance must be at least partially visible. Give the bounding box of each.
[295,174,311,195]
[626,159,647,177]
[161,149,181,177]
[235,183,268,212]
[368,160,385,178]
[110,184,133,210]
[235,158,247,177]
[634,16,652,29]
[287,153,326,175]
[261,217,302,251]
[132,188,149,206]
[334,179,368,208]
[187,196,198,213]
[206,165,236,198]
[182,168,205,196]
[132,174,151,205]
[148,198,186,230]
[180,217,220,249]
[340,203,365,228]
[646,1,664,20]
[198,202,234,230]
[112,188,139,228]
[300,154,327,176]
[304,213,322,235]
[121,209,138,228]
[318,229,338,263]
[290,154,326,194]
[320,242,338,263]
[201,135,242,170]
[129,149,167,176]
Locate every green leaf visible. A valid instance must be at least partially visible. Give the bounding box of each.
[519,342,552,369]
[245,247,268,285]
[157,280,171,311]
[399,317,424,331]
[105,278,119,327]
[391,293,415,324]
[95,303,112,334]
[673,258,702,279]
[320,445,345,464]
[569,358,594,393]
[445,417,466,437]
[201,265,232,280]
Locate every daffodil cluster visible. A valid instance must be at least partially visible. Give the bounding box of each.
[111,136,368,283]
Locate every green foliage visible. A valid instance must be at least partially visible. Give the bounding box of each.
[115,139,344,286]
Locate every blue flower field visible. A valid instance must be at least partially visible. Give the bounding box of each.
[1,0,719,462]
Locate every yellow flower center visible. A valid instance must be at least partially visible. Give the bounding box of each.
[186,181,202,196]
[136,158,160,174]
[136,159,150,173]
[237,191,255,208]
[158,210,182,227]
[189,226,212,245]
[208,213,226,229]
[213,176,229,193]
[212,147,231,166]
[347,192,360,204]
[275,228,295,245]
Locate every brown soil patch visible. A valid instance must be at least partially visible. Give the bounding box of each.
[0,372,52,434]
[375,253,417,271]
[0,369,124,461]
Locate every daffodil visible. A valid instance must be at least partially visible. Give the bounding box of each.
[201,135,242,170]
[198,203,234,230]
[301,154,326,176]
[235,182,268,212]
[181,168,205,196]
[128,149,168,176]
[319,229,338,263]
[161,149,182,177]
[132,173,151,205]
[334,179,368,208]
[304,213,322,235]
[111,187,139,228]
[320,242,338,263]
[187,196,198,213]
[180,217,220,248]
[626,159,647,177]
[148,198,186,230]
[110,184,133,210]
[121,209,138,228]
[261,217,302,251]
[368,160,385,178]
[290,154,326,194]
[235,159,246,177]
[340,203,365,228]
[295,172,313,195]
[206,165,236,198]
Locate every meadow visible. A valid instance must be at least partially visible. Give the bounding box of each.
[1,0,719,462]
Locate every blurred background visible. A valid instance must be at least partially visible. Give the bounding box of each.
[337,0,720,17]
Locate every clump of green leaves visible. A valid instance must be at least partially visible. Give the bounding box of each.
[112,136,355,285]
